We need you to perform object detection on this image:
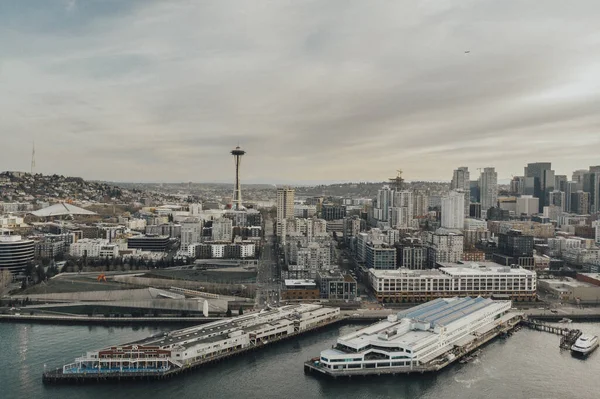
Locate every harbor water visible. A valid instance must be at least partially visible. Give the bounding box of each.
[1,321,599,399]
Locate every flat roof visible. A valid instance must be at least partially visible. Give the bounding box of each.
[284,279,316,287]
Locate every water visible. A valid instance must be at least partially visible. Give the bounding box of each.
[1,322,599,399]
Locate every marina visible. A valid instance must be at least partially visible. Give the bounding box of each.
[42,304,340,384]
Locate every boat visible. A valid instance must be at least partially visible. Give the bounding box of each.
[558,318,572,324]
[571,335,599,357]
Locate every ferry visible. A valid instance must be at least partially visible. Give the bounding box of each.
[571,335,599,357]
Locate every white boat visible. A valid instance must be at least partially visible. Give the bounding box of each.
[571,335,599,357]
[558,318,572,324]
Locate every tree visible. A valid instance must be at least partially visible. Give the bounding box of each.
[0,269,13,297]
[238,306,244,315]
[226,308,232,317]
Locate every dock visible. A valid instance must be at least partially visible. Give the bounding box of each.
[42,304,342,384]
[521,319,582,350]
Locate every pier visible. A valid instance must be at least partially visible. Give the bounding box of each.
[42,304,341,384]
[521,319,582,350]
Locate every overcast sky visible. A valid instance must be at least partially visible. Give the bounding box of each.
[1,1,599,184]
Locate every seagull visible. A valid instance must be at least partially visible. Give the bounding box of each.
[465,50,470,54]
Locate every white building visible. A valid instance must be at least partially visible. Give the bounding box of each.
[516,195,539,216]
[441,191,465,230]
[294,204,317,218]
[316,297,513,373]
[369,262,536,302]
[69,239,119,258]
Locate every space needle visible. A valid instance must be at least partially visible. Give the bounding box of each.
[231,146,246,210]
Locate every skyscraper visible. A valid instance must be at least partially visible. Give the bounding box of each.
[583,166,600,214]
[479,167,498,214]
[525,162,554,212]
[276,187,295,238]
[451,167,470,216]
[441,190,465,229]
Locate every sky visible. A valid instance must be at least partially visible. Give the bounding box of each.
[1,0,600,184]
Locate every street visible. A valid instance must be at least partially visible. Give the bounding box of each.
[255,216,281,307]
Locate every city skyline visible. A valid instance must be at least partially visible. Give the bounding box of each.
[2,1,600,183]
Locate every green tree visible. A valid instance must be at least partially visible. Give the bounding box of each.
[238,306,244,315]
[226,308,232,317]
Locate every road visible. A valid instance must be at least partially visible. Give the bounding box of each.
[255,216,281,307]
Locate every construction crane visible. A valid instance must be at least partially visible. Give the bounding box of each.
[389,169,404,191]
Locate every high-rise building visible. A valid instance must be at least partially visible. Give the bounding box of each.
[572,169,588,189]
[276,187,295,238]
[451,167,470,216]
[441,190,465,229]
[510,176,525,195]
[555,175,568,192]
[565,181,578,213]
[469,180,480,203]
[374,186,393,222]
[412,191,429,218]
[525,162,553,212]
[549,190,566,212]
[180,219,203,251]
[479,167,498,214]
[390,190,413,228]
[571,191,590,215]
[583,166,600,214]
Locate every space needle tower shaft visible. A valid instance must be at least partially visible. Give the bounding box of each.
[231,146,246,210]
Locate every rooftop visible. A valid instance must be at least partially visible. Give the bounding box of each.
[31,203,97,217]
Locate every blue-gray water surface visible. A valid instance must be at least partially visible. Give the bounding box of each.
[1,322,599,399]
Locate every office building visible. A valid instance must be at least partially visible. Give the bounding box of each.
[366,240,397,270]
[127,235,170,252]
[571,191,590,215]
[390,190,413,228]
[413,191,429,218]
[516,195,540,216]
[316,270,357,300]
[0,234,35,274]
[369,263,536,302]
[441,191,465,229]
[321,204,346,221]
[479,167,498,214]
[525,162,554,212]
[469,203,482,219]
[583,167,600,213]
[555,175,568,192]
[548,191,566,212]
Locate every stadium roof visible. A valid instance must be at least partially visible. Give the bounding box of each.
[31,203,97,217]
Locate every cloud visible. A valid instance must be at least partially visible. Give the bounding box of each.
[1,0,600,183]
